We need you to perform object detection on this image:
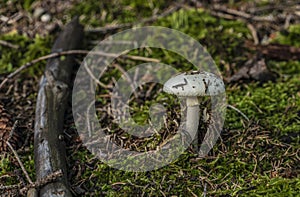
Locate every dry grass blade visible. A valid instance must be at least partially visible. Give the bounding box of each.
[227,104,250,122]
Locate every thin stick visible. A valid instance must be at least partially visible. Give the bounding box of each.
[247,23,259,45]
[82,61,110,89]
[0,40,19,49]
[284,14,292,29]
[0,169,63,196]
[6,141,33,184]
[203,183,207,197]
[227,104,249,122]
[20,170,63,194]
[0,50,160,89]
[112,63,138,98]
[211,4,275,22]
[187,187,197,197]
[5,121,33,185]
[0,12,19,28]
[209,11,237,20]
[0,184,20,190]
[7,120,18,141]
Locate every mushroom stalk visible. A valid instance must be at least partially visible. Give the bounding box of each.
[186,97,200,152]
[163,71,225,154]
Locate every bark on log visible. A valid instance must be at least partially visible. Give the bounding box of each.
[34,17,83,197]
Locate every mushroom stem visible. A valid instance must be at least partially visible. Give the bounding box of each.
[186,96,200,152]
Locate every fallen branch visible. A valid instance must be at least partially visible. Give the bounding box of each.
[0,50,160,90]
[34,17,83,197]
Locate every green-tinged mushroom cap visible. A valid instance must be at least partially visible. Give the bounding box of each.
[163,71,225,97]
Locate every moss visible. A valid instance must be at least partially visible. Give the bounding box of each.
[70,8,300,196]
[273,24,300,47]
[227,76,300,134]
[0,145,35,186]
[70,0,173,27]
[1,2,300,196]
[154,9,251,67]
[0,33,52,75]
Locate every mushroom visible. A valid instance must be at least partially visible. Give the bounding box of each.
[163,71,225,152]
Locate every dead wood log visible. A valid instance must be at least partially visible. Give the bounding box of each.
[34,17,83,197]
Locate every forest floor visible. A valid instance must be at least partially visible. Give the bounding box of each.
[0,0,299,196]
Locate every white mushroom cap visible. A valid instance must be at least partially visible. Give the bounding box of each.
[163,71,225,97]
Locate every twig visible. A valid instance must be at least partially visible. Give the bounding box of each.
[6,141,33,185]
[284,14,292,29]
[227,104,250,122]
[206,3,299,33]
[247,23,259,45]
[0,170,63,196]
[248,2,300,14]
[0,184,20,190]
[0,40,19,49]
[87,3,182,33]
[209,10,237,20]
[245,40,300,61]
[5,121,34,196]
[6,121,32,184]
[0,50,160,90]
[112,63,138,98]
[187,187,198,197]
[7,120,19,141]
[203,183,207,197]
[188,0,202,8]
[82,61,110,89]
[20,170,63,195]
[0,13,19,29]
[211,4,275,22]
